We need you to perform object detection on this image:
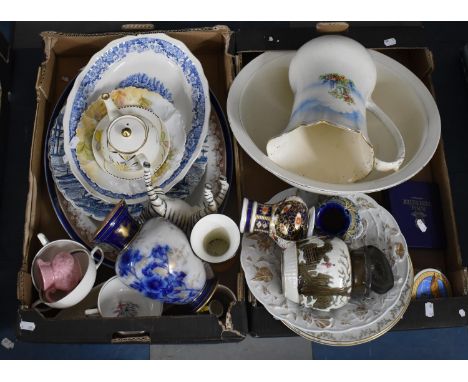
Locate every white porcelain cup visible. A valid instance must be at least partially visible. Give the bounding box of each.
[85,276,163,318]
[190,214,240,263]
[31,233,104,309]
[267,35,406,184]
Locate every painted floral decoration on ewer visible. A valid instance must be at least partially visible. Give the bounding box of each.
[319,73,356,105]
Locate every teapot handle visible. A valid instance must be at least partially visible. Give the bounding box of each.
[366,100,406,172]
[31,299,52,312]
[91,246,105,269]
[101,93,121,122]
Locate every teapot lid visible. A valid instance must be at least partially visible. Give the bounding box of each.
[107,115,149,155]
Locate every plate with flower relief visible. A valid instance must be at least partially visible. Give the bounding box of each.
[240,188,412,344]
[62,33,210,204]
[45,83,232,267]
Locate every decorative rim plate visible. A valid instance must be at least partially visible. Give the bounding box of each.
[75,87,186,197]
[45,80,232,268]
[63,33,210,203]
[241,188,413,344]
[227,50,441,195]
[281,261,412,346]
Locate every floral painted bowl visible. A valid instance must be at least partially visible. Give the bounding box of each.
[63,33,210,204]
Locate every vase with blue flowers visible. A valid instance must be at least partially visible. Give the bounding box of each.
[94,201,217,312]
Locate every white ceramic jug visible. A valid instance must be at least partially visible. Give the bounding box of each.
[267,35,405,184]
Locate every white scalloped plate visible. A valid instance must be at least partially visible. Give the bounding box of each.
[241,188,413,345]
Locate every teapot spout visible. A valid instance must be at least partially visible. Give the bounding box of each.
[101,93,121,122]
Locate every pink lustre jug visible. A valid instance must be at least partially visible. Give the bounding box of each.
[36,251,83,301]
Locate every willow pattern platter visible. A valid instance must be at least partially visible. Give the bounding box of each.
[240,188,413,345]
[62,34,210,203]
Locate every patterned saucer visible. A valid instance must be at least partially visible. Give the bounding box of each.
[241,188,412,345]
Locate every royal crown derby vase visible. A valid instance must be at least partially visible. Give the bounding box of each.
[239,195,315,249]
[62,33,210,204]
[282,236,352,311]
[266,35,406,184]
[94,201,217,311]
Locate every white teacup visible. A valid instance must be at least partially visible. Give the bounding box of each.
[85,276,163,318]
[31,233,104,309]
[267,35,406,184]
[190,214,240,263]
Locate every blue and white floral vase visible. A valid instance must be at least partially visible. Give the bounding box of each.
[94,201,217,312]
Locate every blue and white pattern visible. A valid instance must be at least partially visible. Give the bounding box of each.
[114,217,208,305]
[118,244,200,303]
[49,106,209,220]
[66,36,208,202]
[118,73,173,103]
[48,107,143,220]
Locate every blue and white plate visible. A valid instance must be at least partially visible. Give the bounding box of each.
[45,81,232,267]
[49,104,213,221]
[62,34,210,204]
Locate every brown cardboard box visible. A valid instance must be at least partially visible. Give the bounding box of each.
[17,26,248,343]
[233,33,468,336]
[17,23,468,344]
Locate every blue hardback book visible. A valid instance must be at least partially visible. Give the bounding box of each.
[386,181,446,249]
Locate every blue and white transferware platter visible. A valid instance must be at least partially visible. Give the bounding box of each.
[45,82,232,267]
[62,33,210,204]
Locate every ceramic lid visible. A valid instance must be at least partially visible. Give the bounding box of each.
[107,115,149,154]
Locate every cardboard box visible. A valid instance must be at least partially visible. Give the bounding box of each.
[17,26,248,343]
[17,23,468,344]
[231,24,468,337]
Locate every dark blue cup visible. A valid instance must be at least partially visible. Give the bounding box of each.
[315,200,351,237]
